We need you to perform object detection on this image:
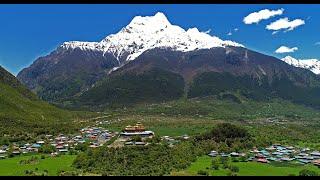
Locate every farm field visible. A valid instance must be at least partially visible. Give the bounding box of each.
[175,156,320,176]
[0,155,76,176]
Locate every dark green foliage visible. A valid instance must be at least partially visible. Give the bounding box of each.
[218,93,242,104]
[211,158,220,170]
[39,144,56,154]
[73,140,214,176]
[188,72,270,101]
[299,169,319,176]
[197,170,209,176]
[19,156,39,165]
[196,123,251,148]
[74,142,90,152]
[229,165,239,173]
[188,71,320,108]
[0,66,95,139]
[0,66,36,100]
[78,68,185,108]
[221,157,231,169]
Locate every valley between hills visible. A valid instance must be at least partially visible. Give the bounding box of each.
[1,11,320,176]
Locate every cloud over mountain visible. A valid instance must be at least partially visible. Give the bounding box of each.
[243,8,284,24]
[275,46,298,53]
[266,18,305,32]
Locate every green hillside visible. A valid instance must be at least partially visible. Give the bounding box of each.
[0,66,94,141]
[76,68,185,108]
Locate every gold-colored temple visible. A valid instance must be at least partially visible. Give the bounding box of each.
[124,122,145,132]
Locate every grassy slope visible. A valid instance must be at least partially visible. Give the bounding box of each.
[0,155,76,176]
[175,156,320,176]
[0,71,97,137]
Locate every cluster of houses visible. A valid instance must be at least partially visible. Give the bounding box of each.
[0,126,117,159]
[208,144,320,167]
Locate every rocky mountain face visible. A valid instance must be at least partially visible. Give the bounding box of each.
[17,12,320,109]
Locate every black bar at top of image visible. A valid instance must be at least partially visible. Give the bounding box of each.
[2,0,320,4]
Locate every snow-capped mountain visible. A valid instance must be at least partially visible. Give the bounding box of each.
[282,56,320,75]
[60,12,243,66]
[18,12,320,109]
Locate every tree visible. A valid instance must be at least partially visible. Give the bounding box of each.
[75,142,89,152]
[229,165,239,173]
[299,169,318,176]
[221,157,230,169]
[0,137,10,146]
[211,158,220,170]
[218,142,229,153]
[7,144,14,158]
[39,144,55,154]
[197,170,209,176]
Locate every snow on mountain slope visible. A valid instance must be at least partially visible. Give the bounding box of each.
[282,56,320,75]
[60,12,244,64]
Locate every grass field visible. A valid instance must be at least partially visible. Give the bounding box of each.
[0,155,76,176]
[174,156,320,176]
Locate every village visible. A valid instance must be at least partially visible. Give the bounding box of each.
[2,121,319,169]
[0,124,117,159]
[0,121,190,159]
[208,144,320,167]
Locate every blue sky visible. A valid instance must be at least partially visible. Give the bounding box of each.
[0,4,319,75]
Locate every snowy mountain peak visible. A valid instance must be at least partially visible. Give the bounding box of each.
[59,12,244,63]
[128,12,171,29]
[282,56,320,75]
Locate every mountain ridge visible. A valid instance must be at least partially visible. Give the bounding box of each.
[16,12,320,109]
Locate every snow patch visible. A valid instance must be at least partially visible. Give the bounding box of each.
[59,12,244,64]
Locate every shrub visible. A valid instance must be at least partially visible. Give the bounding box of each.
[211,158,220,170]
[197,170,209,176]
[229,165,239,173]
[299,169,318,176]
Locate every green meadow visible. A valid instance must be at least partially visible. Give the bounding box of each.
[175,156,320,176]
[0,155,76,176]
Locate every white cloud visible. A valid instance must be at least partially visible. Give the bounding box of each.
[227,32,232,36]
[272,31,279,35]
[275,46,298,53]
[243,8,284,24]
[234,28,239,32]
[266,18,305,32]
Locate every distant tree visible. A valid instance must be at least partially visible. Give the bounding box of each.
[7,144,14,158]
[197,170,209,176]
[221,157,231,169]
[218,142,229,153]
[39,144,56,154]
[75,142,89,152]
[299,169,318,176]
[229,165,239,173]
[231,157,239,162]
[211,158,220,170]
[0,137,10,146]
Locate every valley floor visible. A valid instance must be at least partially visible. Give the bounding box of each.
[0,155,76,176]
[173,156,320,176]
[2,98,320,176]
